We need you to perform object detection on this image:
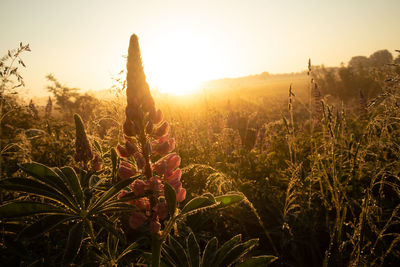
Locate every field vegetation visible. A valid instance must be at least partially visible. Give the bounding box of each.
[1,38,399,266]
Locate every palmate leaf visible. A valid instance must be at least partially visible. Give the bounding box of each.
[62,221,84,264]
[89,176,137,213]
[60,166,83,205]
[18,214,75,240]
[19,162,75,201]
[180,196,216,216]
[215,193,244,208]
[214,234,242,266]
[186,232,200,267]
[218,238,259,267]
[164,181,177,216]
[0,177,77,210]
[236,255,278,267]
[201,237,218,267]
[169,235,190,267]
[0,201,67,218]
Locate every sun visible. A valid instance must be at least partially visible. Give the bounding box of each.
[142,30,218,95]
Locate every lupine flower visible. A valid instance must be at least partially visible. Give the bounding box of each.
[150,217,161,233]
[118,161,136,179]
[176,188,186,203]
[153,202,168,220]
[119,34,186,231]
[74,114,94,167]
[129,212,147,229]
[135,197,150,211]
[92,154,102,171]
[130,179,148,196]
[116,144,130,158]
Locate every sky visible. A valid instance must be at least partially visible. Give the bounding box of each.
[1,0,399,96]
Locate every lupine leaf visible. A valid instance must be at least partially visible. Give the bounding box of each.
[215,193,243,208]
[62,221,84,264]
[19,162,74,200]
[201,237,218,267]
[60,166,83,205]
[18,214,74,240]
[0,201,66,218]
[214,234,241,266]
[169,236,190,267]
[92,215,125,242]
[219,238,259,267]
[180,196,216,215]
[89,176,136,212]
[0,178,77,210]
[186,232,200,267]
[161,245,177,267]
[164,181,177,216]
[236,255,278,267]
[117,240,143,261]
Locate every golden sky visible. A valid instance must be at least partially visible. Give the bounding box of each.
[1,0,399,96]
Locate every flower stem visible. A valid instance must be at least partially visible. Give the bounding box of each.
[151,234,162,267]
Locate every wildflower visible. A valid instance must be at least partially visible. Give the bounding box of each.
[74,114,93,166]
[91,154,102,172]
[153,202,168,220]
[130,179,148,196]
[135,197,150,211]
[129,212,147,229]
[150,217,161,233]
[118,161,136,179]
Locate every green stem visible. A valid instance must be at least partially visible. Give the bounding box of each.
[151,235,162,267]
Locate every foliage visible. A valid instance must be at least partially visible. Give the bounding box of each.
[1,40,399,266]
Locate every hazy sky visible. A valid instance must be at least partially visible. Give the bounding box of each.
[1,0,399,96]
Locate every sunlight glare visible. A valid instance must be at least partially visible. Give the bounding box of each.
[143,30,218,95]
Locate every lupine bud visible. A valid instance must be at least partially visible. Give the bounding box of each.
[176,188,186,202]
[125,140,138,155]
[91,154,102,171]
[129,212,147,229]
[148,177,164,192]
[123,119,137,136]
[118,161,136,179]
[133,152,145,170]
[145,121,153,135]
[116,144,130,158]
[135,197,150,211]
[155,121,169,137]
[153,159,167,175]
[74,114,93,164]
[143,141,152,156]
[167,154,180,171]
[153,202,169,220]
[155,138,175,155]
[150,217,161,233]
[154,109,163,124]
[165,169,182,184]
[130,179,147,196]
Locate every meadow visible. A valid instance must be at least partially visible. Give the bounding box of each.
[1,38,399,266]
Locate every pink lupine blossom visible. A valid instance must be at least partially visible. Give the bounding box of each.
[135,197,150,211]
[130,179,148,196]
[155,121,169,137]
[150,217,161,233]
[116,144,130,158]
[176,188,186,202]
[153,202,168,220]
[118,161,136,179]
[119,34,187,233]
[133,152,146,170]
[129,212,147,229]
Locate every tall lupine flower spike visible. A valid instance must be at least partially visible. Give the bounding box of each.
[73,114,101,171]
[117,34,185,234]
